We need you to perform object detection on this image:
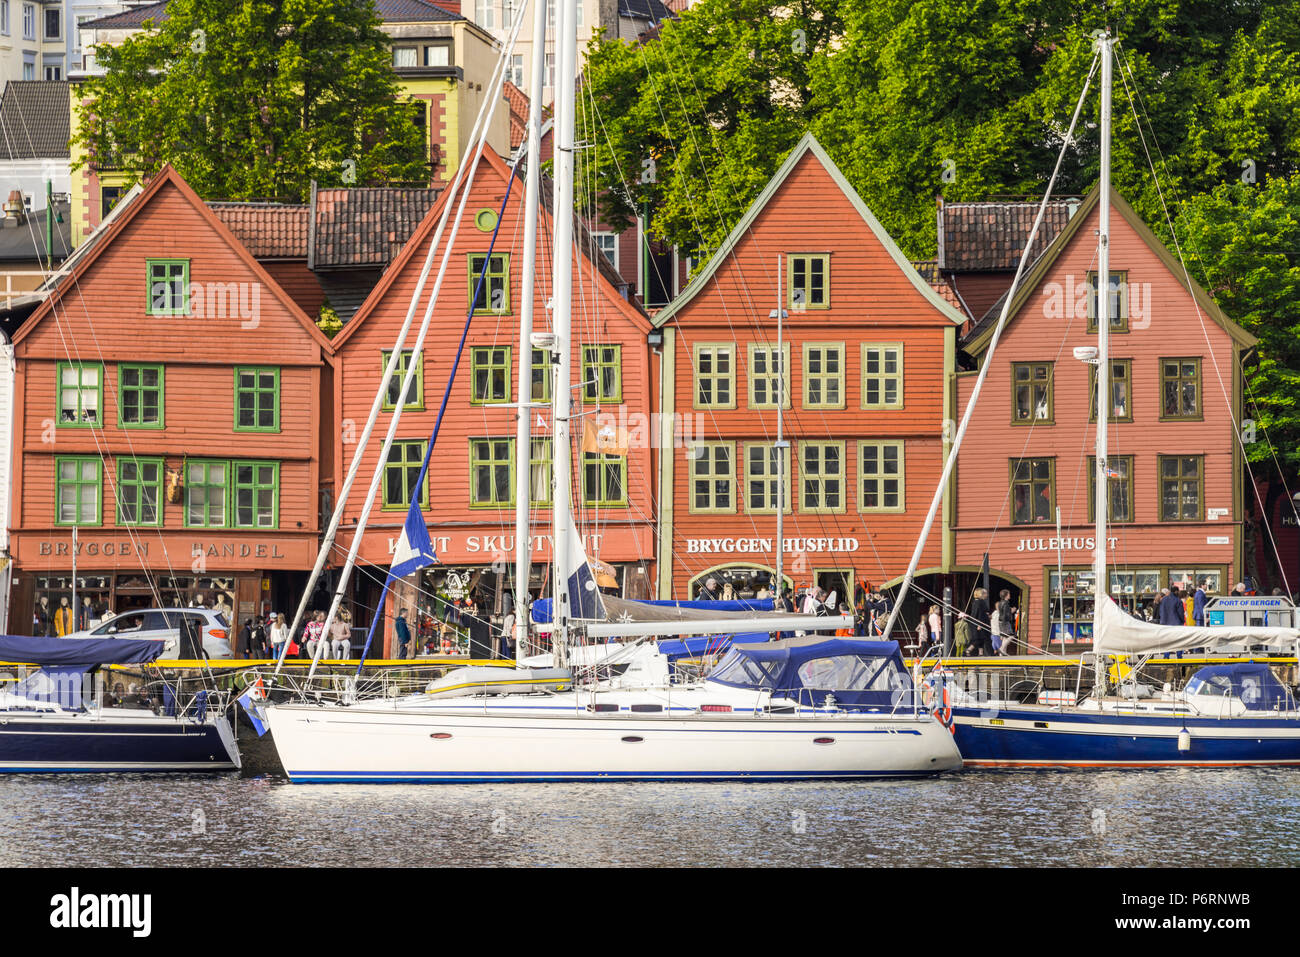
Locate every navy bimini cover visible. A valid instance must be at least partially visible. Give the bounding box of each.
[0,635,166,667]
[1185,663,1296,711]
[530,597,775,624]
[706,635,915,710]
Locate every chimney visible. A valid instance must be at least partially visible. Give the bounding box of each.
[3,190,25,226]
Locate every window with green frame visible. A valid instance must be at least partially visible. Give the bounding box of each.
[146,259,190,315]
[789,254,829,309]
[748,343,789,410]
[234,367,280,432]
[693,344,734,409]
[529,437,552,506]
[1160,358,1201,420]
[1087,454,1134,523]
[744,442,790,513]
[185,460,228,527]
[56,457,101,525]
[803,343,844,409]
[1011,458,1055,524]
[468,252,510,314]
[582,452,626,506]
[470,437,514,507]
[859,441,904,512]
[382,350,423,410]
[688,442,734,513]
[1089,359,1132,423]
[582,344,622,403]
[233,461,279,528]
[118,364,164,428]
[57,361,103,427]
[800,441,844,512]
[1159,455,1202,521]
[1086,270,1128,333]
[470,346,511,404]
[1012,362,1053,424]
[530,348,551,403]
[383,440,428,510]
[861,344,903,410]
[116,457,163,526]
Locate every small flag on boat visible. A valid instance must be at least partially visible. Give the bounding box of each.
[389,496,438,579]
[237,679,269,736]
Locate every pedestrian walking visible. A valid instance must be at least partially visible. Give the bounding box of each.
[268,613,289,659]
[395,611,412,659]
[996,589,1018,655]
[963,588,992,656]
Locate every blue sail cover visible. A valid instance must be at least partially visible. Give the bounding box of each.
[706,636,916,710]
[530,597,776,624]
[1185,663,1296,711]
[0,635,165,666]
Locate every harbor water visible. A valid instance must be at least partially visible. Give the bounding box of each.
[2,766,1298,866]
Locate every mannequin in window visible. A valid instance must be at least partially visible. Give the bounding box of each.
[54,597,75,637]
[191,592,207,609]
[79,596,94,631]
[33,596,51,636]
[214,593,233,620]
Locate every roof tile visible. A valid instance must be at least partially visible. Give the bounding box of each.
[208,202,309,259]
[938,199,1078,272]
[0,81,70,160]
[311,187,440,268]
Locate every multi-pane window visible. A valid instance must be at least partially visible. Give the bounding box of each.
[57,362,102,427]
[470,438,514,508]
[545,53,554,88]
[1012,362,1053,424]
[146,259,189,315]
[529,437,552,506]
[748,343,789,409]
[693,344,734,409]
[583,452,626,506]
[508,53,524,86]
[744,443,790,513]
[234,367,280,431]
[1089,359,1132,422]
[859,441,904,512]
[473,0,494,29]
[800,442,844,512]
[469,253,510,314]
[56,457,100,525]
[471,346,511,404]
[861,344,903,410]
[119,364,163,427]
[594,232,618,270]
[1160,358,1201,420]
[789,254,828,309]
[1087,270,1128,333]
[689,443,734,513]
[184,461,227,527]
[116,458,162,526]
[233,461,279,528]
[1,2,9,37]
[1011,458,1055,524]
[22,2,32,40]
[1159,455,1202,522]
[582,344,622,403]
[382,350,423,410]
[42,4,56,38]
[1088,455,1134,523]
[803,343,844,409]
[530,348,551,403]
[383,440,428,510]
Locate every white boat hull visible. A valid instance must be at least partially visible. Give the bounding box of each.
[265,702,962,782]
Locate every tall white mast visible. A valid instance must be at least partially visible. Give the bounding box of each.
[774,256,785,595]
[1093,31,1113,652]
[550,0,578,668]
[512,0,550,657]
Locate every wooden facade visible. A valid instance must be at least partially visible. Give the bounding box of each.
[329,147,658,655]
[6,166,334,641]
[653,134,964,607]
[952,186,1254,649]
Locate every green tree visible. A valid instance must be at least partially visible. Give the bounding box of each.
[74,0,429,202]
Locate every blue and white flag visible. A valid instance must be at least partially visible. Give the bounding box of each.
[237,684,269,737]
[561,516,607,622]
[390,496,439,579]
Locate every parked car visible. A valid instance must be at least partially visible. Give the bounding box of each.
[71,608,234,659]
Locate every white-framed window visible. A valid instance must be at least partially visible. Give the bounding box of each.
[503,0,516,27]
[594,232,617,271]
[42,4,57,39]
[392,46,417,68]
[575,0,584,28]
[1,1,10,37]
[508,53,524,86]
[423,44,449,66]
[545,53,554,88]
[44,63,60,81]
[21,61,33,81]
[474,0,495,30]
[22,2,33,40]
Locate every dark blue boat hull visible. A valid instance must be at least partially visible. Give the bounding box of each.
[0,715,239,772]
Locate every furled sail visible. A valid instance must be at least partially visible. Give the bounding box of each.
[1093,595,1300,655]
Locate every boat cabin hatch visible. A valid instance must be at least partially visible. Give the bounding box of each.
[706,636,915,710]
[1184,663,1297,711]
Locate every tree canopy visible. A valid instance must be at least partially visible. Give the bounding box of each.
[74,0,430,202]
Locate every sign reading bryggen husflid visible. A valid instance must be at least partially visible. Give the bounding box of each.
[6,166,333,638]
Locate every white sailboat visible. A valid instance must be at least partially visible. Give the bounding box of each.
[258,0,961,783]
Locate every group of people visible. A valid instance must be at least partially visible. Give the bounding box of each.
[944,587,1020,657]
[236,609,350,660]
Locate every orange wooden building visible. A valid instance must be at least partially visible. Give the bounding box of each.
[328,147,658,655]
[650,133,968,610]
[5,166,335,638]
[952,186,1255,649]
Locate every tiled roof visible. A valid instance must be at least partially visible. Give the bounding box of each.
[83,1,168,29]
[85,0,461,29]
[311,187,440,268]
[0,82,70,160]
[911,260,968,318]
[619,0,672,21]
[209,202,309,259]
[938,199,1079,272]
[503,81,528,150]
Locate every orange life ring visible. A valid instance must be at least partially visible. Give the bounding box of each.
[932,684,953,730]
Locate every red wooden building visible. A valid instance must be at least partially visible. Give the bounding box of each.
[952,186,1255,649]
[650,133,968,609]
[328,147,658,654]
[5,166,335,639]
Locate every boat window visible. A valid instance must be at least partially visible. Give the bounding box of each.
[797,655,894,691]
[709,652,782,689]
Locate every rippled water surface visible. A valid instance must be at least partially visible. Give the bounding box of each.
[2,766,1298,866]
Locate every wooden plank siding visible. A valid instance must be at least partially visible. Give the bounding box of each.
[653,139,963,603]
[953,190,1250,648]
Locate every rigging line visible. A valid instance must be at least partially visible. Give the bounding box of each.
[1115,45,1293,596]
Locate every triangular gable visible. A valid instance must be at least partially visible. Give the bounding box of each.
[332,146,652,351]
[651,132,968,328]
[13,165,334,353]
[963,184,1257,357]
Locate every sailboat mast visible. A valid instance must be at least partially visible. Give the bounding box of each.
[550,0,579,668]
[775,255,785,595]
[513,0,550,658]
[1093,31,1113,646]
